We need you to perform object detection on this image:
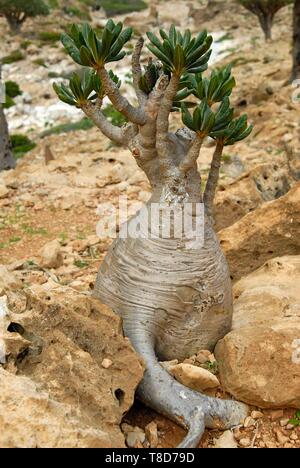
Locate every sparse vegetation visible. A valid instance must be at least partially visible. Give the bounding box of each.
[11,134,36,159]
[99,0,147,16]
[2,50,24,64]
[38,31,61,43]
[40,118,94,137]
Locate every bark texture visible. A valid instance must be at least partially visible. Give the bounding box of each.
[0,63,15,173]
[292,0,300,80]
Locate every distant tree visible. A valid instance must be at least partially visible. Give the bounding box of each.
[0,0,49,33]
[237,0,292,40]
[292,0,300,80]
[0,65,16,171]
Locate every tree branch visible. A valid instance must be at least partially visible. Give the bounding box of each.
[179,135,204,173]
[137,75,169,162]
[132,37,147,105]
[203,139,224,217]
[98,67,146,125]
[156,74,180,174]
[81,100,125,146]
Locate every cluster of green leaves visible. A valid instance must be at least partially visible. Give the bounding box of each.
[146,25,212,75]
[40,118,94,138]
[57,20,253,146]
[53,69,120,106]
[189,65,236,105]
[61,20,132,68]
[38,31,62,43]
[138,61,192,110]
[182,65,252,144]
[3,80,22,109]
[289,410,300,427]
[11,134,36,159]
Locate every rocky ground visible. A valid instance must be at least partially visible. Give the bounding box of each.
[0,0,300,448]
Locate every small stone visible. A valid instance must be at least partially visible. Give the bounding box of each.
[101,358,113,369]
[239,437,251,447]
[274,429,289,445]
[0,185,9,199]
[269,409,284,421]
[214,430,238,448]
[290,433,298,441]
[145,421,158,448]
[280,418,290,427]
[284,442,294,448]
[126,427,145,448]
[243,416,256,428]
[195,350,211,364]
[251,411,264,420]
[286,424,295,430]
[40,240,63,269]
[168,363,220,391]
[121,423,134,433]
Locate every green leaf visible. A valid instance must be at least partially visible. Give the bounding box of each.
[61,33,82,65]
[174,44,185,73]
[80,45,94,66]
[147,44,173,68]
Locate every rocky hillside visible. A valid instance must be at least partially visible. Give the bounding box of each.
[0,0,300,449]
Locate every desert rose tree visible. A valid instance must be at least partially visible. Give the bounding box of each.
[0,64,17,171]
[0,0,49,33]
[54,20,252,447]
[237,0,292,40]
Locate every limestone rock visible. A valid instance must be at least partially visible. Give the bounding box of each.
[214,163,292,232]
[0,266,22,296]
[0,284,144,447]
[232,255,300,329]
[220,183,300,281]
[168,363,220,391]
[0,184,9,199]
[40,240,63,269]
[145,421,158,448]
[214,430,238,448]
[0,368,111,448]
[215,256,300,408]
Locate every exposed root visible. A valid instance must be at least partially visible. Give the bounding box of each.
[125,322,249,448]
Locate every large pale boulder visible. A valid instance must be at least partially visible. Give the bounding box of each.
[215,256,300,408]
[214,163,293,232]
[220,183,300,281]
[0,368,112,448]
[0,283,144,448]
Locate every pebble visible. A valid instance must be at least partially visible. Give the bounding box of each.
[145,421,158,448]
[269,409,284,421]
[239,437,251,447]
[251,411,264,420]
[125,427,146,448]
[0,185,9,199]
[243,416,256,428]
[214,430,238,448]
[280,418,290,427]
[101,358,113,369]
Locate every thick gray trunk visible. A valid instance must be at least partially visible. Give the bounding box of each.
[93,180,248,446]
[291,0,300,81]
[0,106,15,172]
[258,13,273,40]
